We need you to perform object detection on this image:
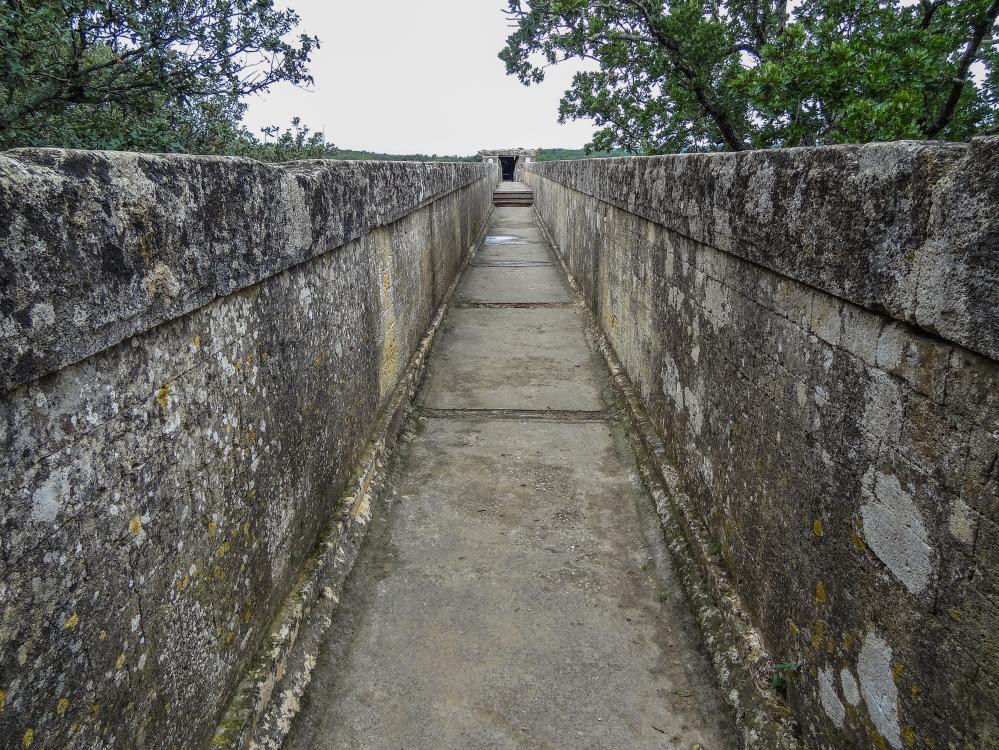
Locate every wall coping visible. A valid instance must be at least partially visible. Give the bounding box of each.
[527,138,999,361]
[0,149,497,392]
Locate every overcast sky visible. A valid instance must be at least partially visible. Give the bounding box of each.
[242,0,596,155]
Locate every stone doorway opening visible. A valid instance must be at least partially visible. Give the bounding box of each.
[479,149,537,182]
[499,156,516,181]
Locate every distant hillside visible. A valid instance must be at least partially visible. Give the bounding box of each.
[330,149,478,162]
[534,148,633,161]
[310,147,634,163]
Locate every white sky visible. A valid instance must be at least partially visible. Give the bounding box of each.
[243,0,597,155]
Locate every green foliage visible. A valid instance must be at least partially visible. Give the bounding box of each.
[535,147,632,159]
[770,661,802,691]
[501,0,999,153]
[0,0,317,154]
[233,118,338,162]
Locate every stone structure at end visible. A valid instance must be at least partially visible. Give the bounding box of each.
[479,147,536,181]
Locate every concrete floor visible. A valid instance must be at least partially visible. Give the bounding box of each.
[283,206,736,749]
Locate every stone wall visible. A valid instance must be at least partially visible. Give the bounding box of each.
[0,149,496,749]
[526,139,998,750]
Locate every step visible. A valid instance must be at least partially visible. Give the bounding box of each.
[493,192,534,206]
[493,188,534,207]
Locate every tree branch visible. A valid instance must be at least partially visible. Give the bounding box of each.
[921,0,999,137]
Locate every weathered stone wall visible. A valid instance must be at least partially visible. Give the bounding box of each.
[0,149,496,749]
[526,139,998,750]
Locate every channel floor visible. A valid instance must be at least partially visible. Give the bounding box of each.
[283,206,737,749]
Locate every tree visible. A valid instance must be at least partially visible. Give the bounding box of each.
[499,0,999,153]
[0,0,318,153]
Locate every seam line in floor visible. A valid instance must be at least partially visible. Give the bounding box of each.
[471,261,554,268]
[453,301,574,309]
[415,407,610,422]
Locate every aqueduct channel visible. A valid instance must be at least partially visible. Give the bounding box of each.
[1,139,997,750]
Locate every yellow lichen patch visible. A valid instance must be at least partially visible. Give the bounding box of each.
[245,488,255,501]
[948,607,962,622]
[88,704,100,721]
[924,738,937,749]
[225,630,234,645]
[851,531,866,551]
[811,620,828,650]
[115,652,127,670]
[893,661,905,682]
[216,542,231,557]
[911,684,921,700]
[98,629,108,641]
[242,521,250,541]
[56,697,69,716]
[0,688,5,713]
[193,334,202,351]
[207,519,218,537]
[244,608,252,624]
[901,726,916,748]
[869,728,888,750]
[813,519,824,537]
[22,728,33,748]
[64,612,80,630]
[815,580,827,603]
[212,564,225,581]
[788,620,799,636]
[70,723,79,735]
[128,515,142,537]
[155,383,172,408]
[175,573,189,592]
[842,631,854,649]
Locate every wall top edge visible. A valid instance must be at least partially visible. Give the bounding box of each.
[0,149,497,392]
[527,137,998,361]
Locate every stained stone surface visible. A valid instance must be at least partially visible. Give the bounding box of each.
[455,265,572,304]
[419,307,605,411]
[0,153,496,750]
[527,145,999,750]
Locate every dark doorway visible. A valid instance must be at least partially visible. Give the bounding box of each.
[500,156,516,181]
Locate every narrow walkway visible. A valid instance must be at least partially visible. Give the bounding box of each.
[284,204,736,749]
